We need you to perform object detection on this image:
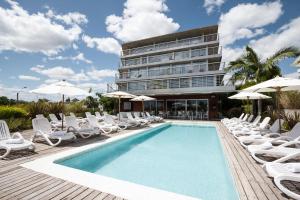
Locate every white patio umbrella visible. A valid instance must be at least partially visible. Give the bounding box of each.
[130,95,156,113]
[31,80,89,129]
[229,92,271,115]
[243,76,300,132]
[102,91,136,120]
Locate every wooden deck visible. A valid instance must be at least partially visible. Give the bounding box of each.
[0,122,292,200]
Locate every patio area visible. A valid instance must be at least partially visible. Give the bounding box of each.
[0,121,293,200]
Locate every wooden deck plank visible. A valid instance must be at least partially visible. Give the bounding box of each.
[0,122,291,200]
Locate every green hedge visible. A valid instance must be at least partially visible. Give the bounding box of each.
[0,106,27,119]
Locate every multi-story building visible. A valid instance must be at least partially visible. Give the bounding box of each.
[115,25,235,120]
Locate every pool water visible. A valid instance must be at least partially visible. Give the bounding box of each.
[56,124,239,200]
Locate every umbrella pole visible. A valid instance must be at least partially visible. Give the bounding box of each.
[118,96,121,121]
[276,88,281,133]
[142,100,144,113]
[62,94,64,131]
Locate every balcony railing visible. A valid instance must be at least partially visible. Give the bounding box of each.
[121,33,219,56]
[116,62,225,81]
[120,46,222,68]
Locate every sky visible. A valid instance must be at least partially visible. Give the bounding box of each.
[0,0,300,101]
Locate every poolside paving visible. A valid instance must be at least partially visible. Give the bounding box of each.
[0,121,294,200]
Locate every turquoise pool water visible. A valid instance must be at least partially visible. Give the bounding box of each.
[56,124,239,200]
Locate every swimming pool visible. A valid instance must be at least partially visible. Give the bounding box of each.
[55,123,239,200]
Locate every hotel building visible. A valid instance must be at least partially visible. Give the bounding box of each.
[114,25,235,120]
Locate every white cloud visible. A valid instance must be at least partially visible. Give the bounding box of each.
[31,65,116,82]
[204,0,225,15]
[0,0,86,55]
[222,47,243,68]
[49,52,92,64]
[219,1,283,46]
[82,35,121,55]
[46,10,88,25]
[86,68,116,80]
[105,0,180,42]
[250,17,300,60]
[18,75,40,81]
[72,43,78,50]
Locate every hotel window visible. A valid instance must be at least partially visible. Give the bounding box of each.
[147,80,167,90]
[160,65,170,75]
[128,82,146,91]
[169,79,179,88]
[118,83,127,91]
[180,78,190,88]
[216,75,224,86]
[125,58,140,66]
[171,65,181,75]
[191,48,206,58]
[190,37,204,45]
[142,57,147,64]
[148,53,173,63]
[148,66,160,77]
[192,76,214,87]
[192,62,207,72]
[174,50,189,60]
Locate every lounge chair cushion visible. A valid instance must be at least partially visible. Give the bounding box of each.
[5,138,24,144]
[287,163,300,173]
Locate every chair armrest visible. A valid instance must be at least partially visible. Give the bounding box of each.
[11,132,24,139]
[279,140,300,148]
[271,136,292,143]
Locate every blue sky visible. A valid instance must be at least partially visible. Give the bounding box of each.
[0,0,299,100]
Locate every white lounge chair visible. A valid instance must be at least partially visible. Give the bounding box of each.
[49,114,64,128]
[103,115,128,130]
[221,113,244,123]
[141,112,155,123]
[274,175,300,199]
[65,116,99,138]
[119,112,140,127]
[145,112,163,122]
[36,114,45,119]
[32,118,76,146]
[95,111,105,121]
[85,112,92,118]
[264,162,300,178]
[231,117,271,137]
[224,113,249,127]
[70,112,86,123]
[245,122,300,151]
[0,120,35,159]
[87,115,115,134]
[133,112,150,125]
[250,144,300,164]
[126,112,147,126]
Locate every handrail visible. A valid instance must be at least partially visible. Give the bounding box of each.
[122,33,219,56]
[116,62,225,80]
[121,46,221,67]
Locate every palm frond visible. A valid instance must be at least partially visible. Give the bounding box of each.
[267,46,300,65]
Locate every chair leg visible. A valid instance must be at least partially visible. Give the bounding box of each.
[0,147,11,159]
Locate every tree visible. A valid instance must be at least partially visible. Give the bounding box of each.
[225,46,300,87]
[96,93,116,114]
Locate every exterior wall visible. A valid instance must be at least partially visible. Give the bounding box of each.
[114,25,235,120]
[120,94,221,120]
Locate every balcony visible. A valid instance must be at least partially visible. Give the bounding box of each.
[120,46,222,69]
[116,62,225,82]
[121,33,219,57]
[118,86,235,96]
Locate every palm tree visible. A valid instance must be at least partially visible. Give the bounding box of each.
[226,46,300,87]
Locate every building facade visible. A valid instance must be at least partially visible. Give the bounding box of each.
[115,25,235,120]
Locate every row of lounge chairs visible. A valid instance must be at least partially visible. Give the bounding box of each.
[222,113,300,199]
[0,111,163,159]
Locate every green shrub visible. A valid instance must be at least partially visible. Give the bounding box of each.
[5,118,32,132]
[283,112,300,130]
[65,101,88,116]
[280,91,300,109]
[0,106,27,119]
[226,107,242,118]
[26,102,49,118]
